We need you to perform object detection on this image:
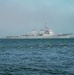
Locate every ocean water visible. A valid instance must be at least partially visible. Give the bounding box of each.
[0,39,74,75]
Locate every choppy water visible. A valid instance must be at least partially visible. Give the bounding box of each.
[0,39,74,75]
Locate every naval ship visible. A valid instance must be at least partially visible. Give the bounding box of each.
[6,26,72,39]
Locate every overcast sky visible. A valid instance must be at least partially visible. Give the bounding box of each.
[0,0,74,37]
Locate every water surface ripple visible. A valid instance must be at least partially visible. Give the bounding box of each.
[0,39,74,75]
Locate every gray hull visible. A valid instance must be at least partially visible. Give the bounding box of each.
[6,34,72,39]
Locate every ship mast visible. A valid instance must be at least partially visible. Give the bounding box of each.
[45,23,49,30]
